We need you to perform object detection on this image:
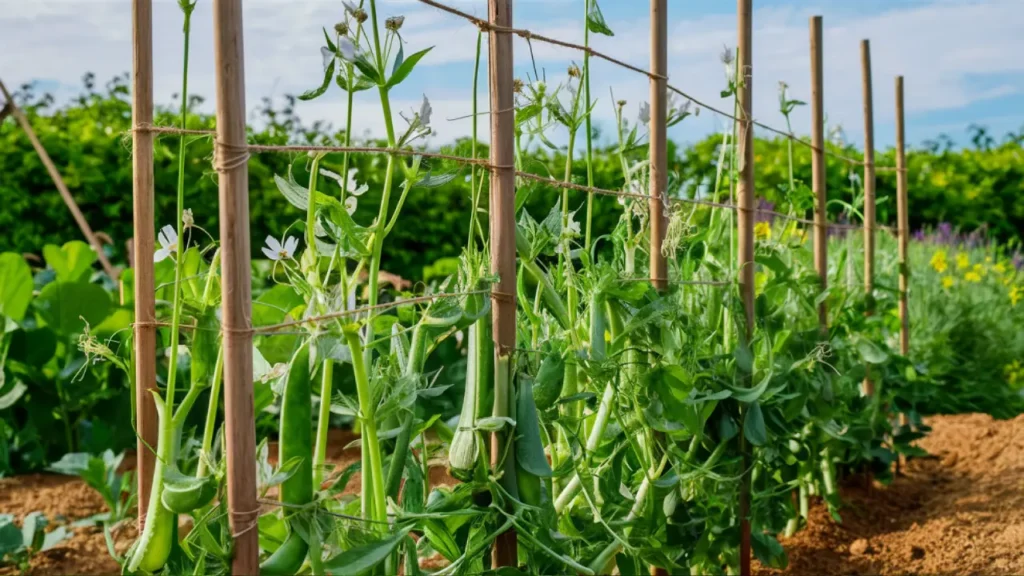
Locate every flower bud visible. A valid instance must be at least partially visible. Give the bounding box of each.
[385,15,405,31]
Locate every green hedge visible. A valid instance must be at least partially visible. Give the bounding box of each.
[2,74,1022,281]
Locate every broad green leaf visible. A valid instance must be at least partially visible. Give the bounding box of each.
[34,282,112,337]
[743,401,768,446]
[323,527,412,575]
[0,516,22,555]
[386,47,433,89]
[352,53,382,85]
[422,519,460,562]
[21,511,46,551]
[727,369,773,403]
[856,337,889,364]
[0,253,33,324]
[43,241,96,283]
[751,531,787,569]
[516,377,553,478]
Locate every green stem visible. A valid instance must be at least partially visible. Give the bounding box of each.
[345,331,388,527]
[468,30,483,252]
[196,346,223,478]
[313,359,334,488]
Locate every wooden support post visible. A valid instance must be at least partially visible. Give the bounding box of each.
[0,80,118,280]
[737,1,755,575]
[810,17,827,331]
[488,0,518,567]
[895,76,910,359]
[212,0,259,572]
[649,0,668,292]
[131,0,159,529]
[860,39,876,396]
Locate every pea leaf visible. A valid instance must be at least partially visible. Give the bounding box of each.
[299,59,335,101]
[856,337,889,364]
[516,377,553,478]
[43,241,96,283]
[34,282,112,337]
[586,0,614,36]
[386,47,433,89]
[323,526,412,575]
[0,253,33,324]
[751,531,788,569]
[744,401,768,446]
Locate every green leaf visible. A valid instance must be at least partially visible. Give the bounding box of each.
[0,253,33,324]
[43,241,97,283]
[353,53,382,85]
[533,351,564,411]
[386,47,433,89]
[751,531,788,569]
[856,337,889,364]
[322,27,337,53]
[586,0,614,36]
[21,512,46,551]
[0,517,22,556]
[422,519,460,561]
[34,282,112,337]
[727,369,773,403]
[324,527,413,575]
[299,60,336,101]
[516,377,553,478]
[0,380,26,410]
[744,401,768,446]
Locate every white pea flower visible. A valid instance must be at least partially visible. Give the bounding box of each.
[342,1,359,15]
[419,95,432,129]
[337,36,357,61]
[345,196,358,215]
[346,168,369,196]
[849,171,862,187]
[721,45,736,82]
[261,362,288,384]
[262,235,298,261]
[154,225,178,262]
[638,101,651,126]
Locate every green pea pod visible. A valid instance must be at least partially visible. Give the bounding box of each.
[127,394,175,573]
[161,466,217,514]
[260,342,313,574]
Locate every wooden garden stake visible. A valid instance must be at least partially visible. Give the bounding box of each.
[737,1,755,574]
[895,76,911,448]
[649,0,668,293]
[895,76,910,359]
[212,0,259,572]
[0,80,118,281]
[861,39,877,396]
[810,16,827,331]
[488,0,518,566]
[131,0,159,529]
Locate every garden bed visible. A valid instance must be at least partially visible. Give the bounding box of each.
[2,414,1021,575]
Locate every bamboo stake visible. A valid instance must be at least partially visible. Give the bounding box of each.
[131,0,159,529]
[895,76,909,358]
[0,80,118,280]
[488,0,518,566]
[737,1,755,575]
[895,76,911,446]
[649,0,668,292]
[810,17,827,331]
[212,0,259,572]
[861,39,876,396]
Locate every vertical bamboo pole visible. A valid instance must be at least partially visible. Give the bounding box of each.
[212,0,259,572]
[895,76,910,358]
[649,0,668,291]
[488,0,518,566]
[736,1,755,575]
[810,17,827,331]
[861,39,876,396]
[0,81,118,280]
[131,0,158,529]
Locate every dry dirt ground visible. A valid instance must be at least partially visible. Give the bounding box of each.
[1,414,1021,575]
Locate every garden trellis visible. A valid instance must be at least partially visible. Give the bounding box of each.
[127,0,913,574]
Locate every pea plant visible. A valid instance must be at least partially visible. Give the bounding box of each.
[114,1,928,574]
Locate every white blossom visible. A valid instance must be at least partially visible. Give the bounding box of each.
[342,1,359,15]
[154,225,178,262]
[262,235,298,261]
[321,47,336,70]
[419,95,432,129]
[721,46,736,82]
[638,101,651,126]
[337,36,357,62]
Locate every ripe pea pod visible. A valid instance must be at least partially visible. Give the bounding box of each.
[161,466,217,513]
[127,394,176,573]
[260,342,314,575]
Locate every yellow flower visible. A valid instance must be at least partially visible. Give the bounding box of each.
[965,271,982,283]
[754,222,772,241]
[942,276,954,289]
[973,263,986,276]
[1011,286,1023,307]
[956,253,970,270]
[994,262,1008,275]
[782,225,806,243]
[930,250,948,274]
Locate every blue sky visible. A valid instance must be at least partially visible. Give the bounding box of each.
[2,0,1022,152]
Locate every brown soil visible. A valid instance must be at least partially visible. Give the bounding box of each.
[757,413,1024,576]
[2,415,1020,575]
